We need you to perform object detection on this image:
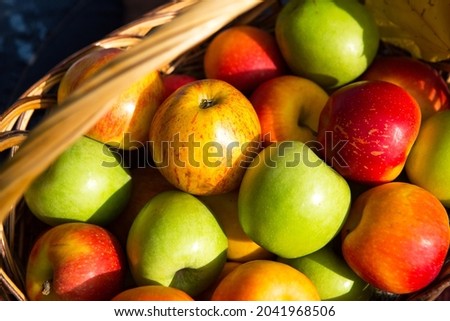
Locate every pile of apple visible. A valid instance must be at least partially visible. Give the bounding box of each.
[22,0,450,301]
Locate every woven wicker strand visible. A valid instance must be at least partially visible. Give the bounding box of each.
[0,0,263,223]
[0,0,272,301]
[0,0,449,301]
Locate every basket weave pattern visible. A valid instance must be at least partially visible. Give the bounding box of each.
[1,0,449,301]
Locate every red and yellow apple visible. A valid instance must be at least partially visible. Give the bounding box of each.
[204,25,286,94]
[26,222,126,301]
[112,285,194,301]
[58,47,164,149]
[198,191,274,262]
[211,260,321,301]
[341,182,450,294]
[250,75,329,146]
[317,80,421,184]
[149,79,261,195]
[360,56,450,121]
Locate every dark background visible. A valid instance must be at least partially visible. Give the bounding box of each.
[0,0,169,113]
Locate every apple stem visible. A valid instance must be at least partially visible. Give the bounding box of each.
[42,280,51,296]
[200,98,215,109]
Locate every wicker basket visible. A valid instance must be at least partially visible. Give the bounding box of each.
[0,0,449,301]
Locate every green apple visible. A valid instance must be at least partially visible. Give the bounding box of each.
[278,245,373,300]
[238,141,351,258]
[406,110,450,207]
[126,190,228,297]
[24,136,132,226]
[275,0,379,89]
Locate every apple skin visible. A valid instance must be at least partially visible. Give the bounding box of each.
[149,79,261,196]
[204,25,286,94]
[161,73,197,101]
[107,166,176,246]
[360,56,450,121]
[405,110,450,207]
[279,245,373,300]
[26,222,126,301]
[24,136,132,226]
[58,47,164,150]
[126,190,228,297]
[112,285,194,301]
[197,261,241,300]
[317,80,421,184]
[250,75,329,147]
[275,0,379,89]
[211,260,321,301]
[341,182,450,294]
[198,191,274,262]
[238,141,351,258]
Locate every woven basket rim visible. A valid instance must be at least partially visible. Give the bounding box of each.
[0,0,449,301]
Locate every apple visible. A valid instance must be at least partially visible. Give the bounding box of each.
[112,285,194,301]
[57,47,164,150]
[24,136,132,226]
[126,190,228,297]
[360,56,450,121]
[250,75,329,147]
[341,182,450,294]
[279,245,373,300]
[107,166,176,246]
[198,191,274,262]
[197,261,241,300]
[317,80,421,184]
[204,25,286,94]
[405,110,450,207]
[238,141,351,258]
[26,222,126,300]
[211,260,321,301]
[161,73,197,101]
[275,0,379,89]
[149,79,261,195]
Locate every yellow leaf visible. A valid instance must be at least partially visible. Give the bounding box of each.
[365,0,450,62]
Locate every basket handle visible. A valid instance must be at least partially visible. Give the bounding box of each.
[0,0,262,223]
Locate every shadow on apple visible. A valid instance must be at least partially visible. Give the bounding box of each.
[54,269,126,301]
[135,250,228,298]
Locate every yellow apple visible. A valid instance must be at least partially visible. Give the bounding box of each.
[198,191,274,262]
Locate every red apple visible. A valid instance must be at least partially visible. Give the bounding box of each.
[149,79,261,195]
[360,56,450,121]
[250,75,329,146]
[341,182,450,294]
[204,25,286,94]
[26,222,126,300]
[58,47,164,149]
[162,73,197,101]
[317,80,421,184]
[112,285,194,301]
